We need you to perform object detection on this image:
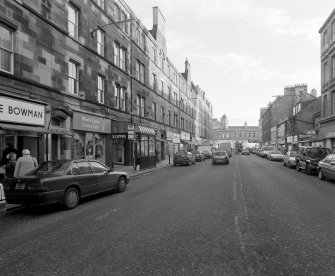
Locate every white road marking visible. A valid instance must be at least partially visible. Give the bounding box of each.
[234,216,245,253]
[94,209,118,221]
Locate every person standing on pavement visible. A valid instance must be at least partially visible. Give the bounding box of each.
[1,143,18,165]
[4,152,17,179]
[14,149,38,177]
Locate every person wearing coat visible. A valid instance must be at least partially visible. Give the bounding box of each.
[14,149,38,177]
[5,152,17,179]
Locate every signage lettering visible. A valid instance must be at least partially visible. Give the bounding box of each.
[0,96,45,126]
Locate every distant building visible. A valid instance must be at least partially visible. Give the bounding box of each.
[212,116,261,149]
[261,84,316,145]
[319,9,335,151]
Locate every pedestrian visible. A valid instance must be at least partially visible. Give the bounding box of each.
[14,149,38,177]
[4,152,17,179]
[1,143,18,166]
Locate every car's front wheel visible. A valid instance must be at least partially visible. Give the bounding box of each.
[63,187,79,210]
[318,169,325,180]
[117,176,127,192]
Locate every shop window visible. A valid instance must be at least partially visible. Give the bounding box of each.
[0,23,14,74]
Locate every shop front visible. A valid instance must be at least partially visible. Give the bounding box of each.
[319,122,335,152]
[111,121,133,166]
[72,112,111,166]
[0,96,47,166]
[134,125,156,170]
[155,130,168,163]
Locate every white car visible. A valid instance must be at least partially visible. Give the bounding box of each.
[267,150,285,161]
[283,150,297,168]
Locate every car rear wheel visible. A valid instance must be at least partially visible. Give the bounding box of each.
[318,169,325,180]
[306,164,311,175]
[117,176,127,193]
[63,187,79,210]
[296,162,301,171]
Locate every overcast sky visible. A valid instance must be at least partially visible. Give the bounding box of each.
[124,0,334,126]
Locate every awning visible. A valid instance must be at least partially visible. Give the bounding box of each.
[136,125,156,135]
[0,123,46,133]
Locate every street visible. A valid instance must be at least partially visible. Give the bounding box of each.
[1,154,335,275]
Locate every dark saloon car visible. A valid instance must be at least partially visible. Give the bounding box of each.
[3,159,129,209]
[212,151,229,165]
[173,151,195,166]
[318,154,335,181]
[202,151,212,159]
[192,150,205,162]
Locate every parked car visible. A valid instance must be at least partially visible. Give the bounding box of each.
[212,151,229,165]
[318,154,335,181]
[202,151,212,159]
[267,150,285,161]
[296,146,331,175]
[3,159,129,210]
[173,151,195,166]
[260,146,274,158]
[283,150,297,168]
[192,150,205,162]
[241,149,250,155]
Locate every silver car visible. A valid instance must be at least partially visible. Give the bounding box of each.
[267,150,285,161]
[283,150,297,168]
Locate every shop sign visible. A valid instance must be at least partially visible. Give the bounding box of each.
[293,135,298,142]
[166,131,174,141]
[0,96,45,126]
[173,133,180,143]
[128,124,134,140]
[73,112,111,133]
[180,131,190,141]
[326,131,335,138]
[111,133,127,140]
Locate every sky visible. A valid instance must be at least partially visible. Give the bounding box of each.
[123,0,334,126]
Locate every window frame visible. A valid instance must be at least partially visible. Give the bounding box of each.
[68,2,78,39]
[96,28,105,56]
[97,74,105,104]
[68,60,79,95]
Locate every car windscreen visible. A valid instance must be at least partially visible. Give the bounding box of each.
[289,152,297,157]
[30,161,69,175]
[308,148,330,158]
[272,151,281,154]
[213,151,226,156]
[192,151,200,154]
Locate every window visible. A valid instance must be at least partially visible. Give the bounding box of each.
[333,92,335,115]
[152,73,156,91]
[121,11,127,33]
[152,102,157,121]
[152,47,156,62]
[68,60,79,95]
[113,4,120,20]
[174,92,178,105]
[332,20,335,41]
[324,62,329,84]
[181,118,184,130]
[136,27,140,45]
[136,60,144,82]
[323,30,328,47]
[0,23,14,73]
[96,28,105,56]
[114,42,127,70]
[68,2,78,39]
[140,32,145,50]
[114,84,120,109]
[136,95,145,117]
[160,107,164,123]
[140,97,145,117]
[324,94,328,117]
[136,95,140,116]
[97,75,105,104]
[174,114,178,127]
[160,80,164,94]
[120,87,125,111]
[168,111,171,126]
[332,55,335,79]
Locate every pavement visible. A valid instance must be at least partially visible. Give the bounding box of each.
[4,158,173,212]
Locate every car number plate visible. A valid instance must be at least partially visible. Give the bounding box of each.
[15,183,25,190]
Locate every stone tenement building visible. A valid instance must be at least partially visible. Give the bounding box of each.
[0,0,212,170]
[319,9,335,151]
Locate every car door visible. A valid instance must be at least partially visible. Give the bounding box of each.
[321,155,332,178]
[328,155,335,180]
[73,161,97,196]
[90,161,116,191]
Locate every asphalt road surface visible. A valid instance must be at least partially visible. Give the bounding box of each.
[1,154,335,275]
